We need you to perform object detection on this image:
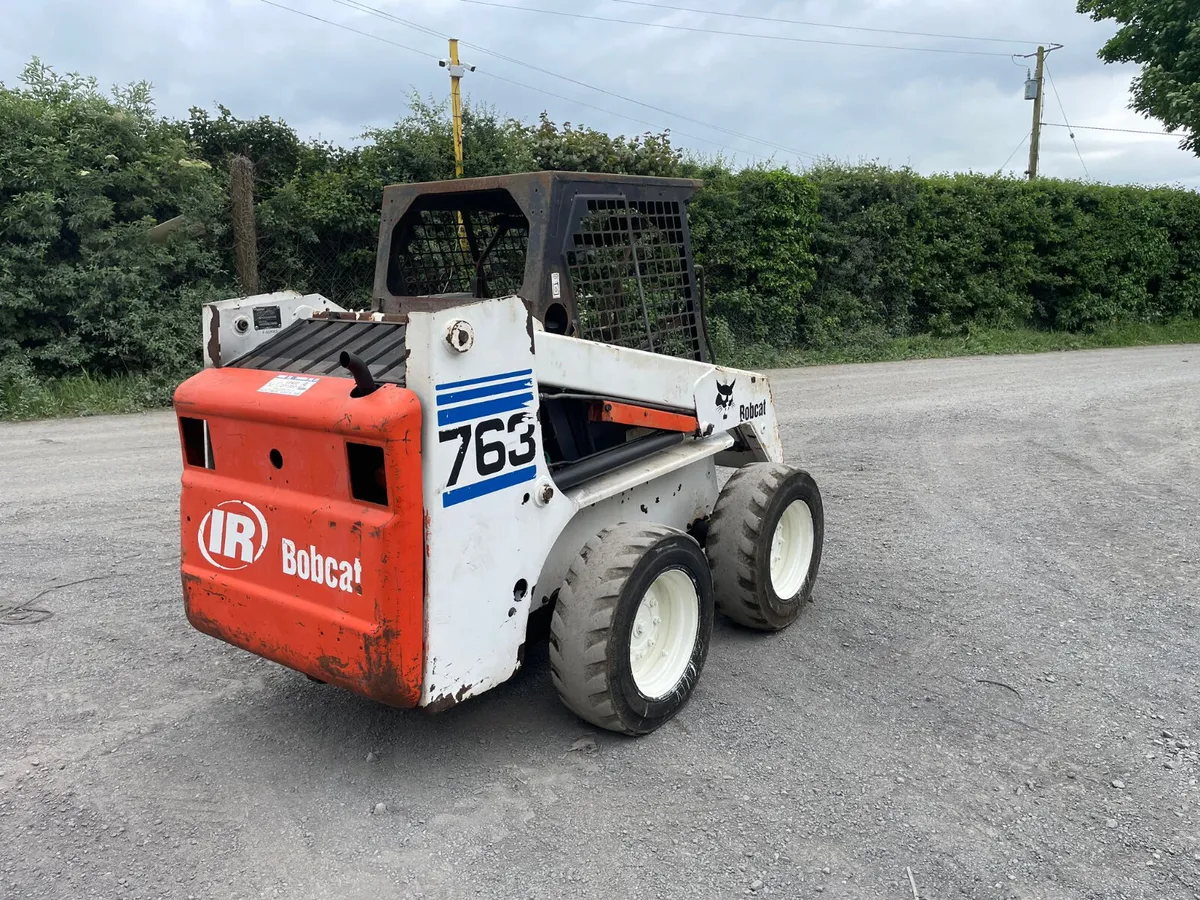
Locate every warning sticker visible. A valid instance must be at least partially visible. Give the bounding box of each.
[258,374,320,397]
[550,271,562,299]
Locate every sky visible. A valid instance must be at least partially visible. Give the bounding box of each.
[2,0,1196,188]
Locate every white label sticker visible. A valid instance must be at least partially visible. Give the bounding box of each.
[550,271,561,299]
[258,374,319,396]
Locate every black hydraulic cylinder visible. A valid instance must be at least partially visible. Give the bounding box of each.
[553,432,684,491]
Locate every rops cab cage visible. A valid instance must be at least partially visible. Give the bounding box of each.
[372,171,712,362]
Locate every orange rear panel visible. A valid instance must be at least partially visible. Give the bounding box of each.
[174,367,425,707]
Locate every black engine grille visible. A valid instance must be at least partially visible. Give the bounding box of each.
[228,318,408,386]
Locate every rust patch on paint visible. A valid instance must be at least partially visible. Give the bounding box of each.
[423,683,474,715]
[206,306,222,367]
[316,654,350,675]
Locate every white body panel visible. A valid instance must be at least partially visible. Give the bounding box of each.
[404,299,577,708]
[535,458,721,612]
[564,432,733,510]
[203,291,344,367]
[533,330,784,466]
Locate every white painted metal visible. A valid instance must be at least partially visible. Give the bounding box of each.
[629,568,699,699]
[770,499,815,599]
[564,433,733,509]
[202,291,344,367]
[405,297,577,707]
[534,459,719,611]
[533,330,784,465]
[400,298,784,706]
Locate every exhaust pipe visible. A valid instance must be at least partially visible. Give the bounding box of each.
[339,351,378,397]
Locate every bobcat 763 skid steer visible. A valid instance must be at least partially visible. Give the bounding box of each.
[175,172,824,735]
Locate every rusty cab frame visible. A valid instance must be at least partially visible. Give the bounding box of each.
[371,171,712,363]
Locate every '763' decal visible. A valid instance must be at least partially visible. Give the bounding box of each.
[434,368,539,507]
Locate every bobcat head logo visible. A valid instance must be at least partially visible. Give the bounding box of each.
[715,379,736,419]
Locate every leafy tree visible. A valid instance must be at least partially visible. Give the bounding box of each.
[1078,0,1200,153]
[526,113,684,176]
[0,59,229,379]
[181,104,331,199]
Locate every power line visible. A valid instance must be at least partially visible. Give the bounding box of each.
[254,0,779,163]
[455,0,1020,57]
[323,0,818,160]
[255,0,438,59]
[478,68,773,160]
[1044,65,1089,179]
[325,0,444,39]
[610,0,1045,46]
[464,42,816,160]
[999,131,1031,173]
[1041,122,1176,137]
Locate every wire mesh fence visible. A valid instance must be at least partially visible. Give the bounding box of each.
[221,155,376,310]
[255,235,375,310]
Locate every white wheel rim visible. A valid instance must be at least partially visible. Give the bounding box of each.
[769,499,814,599]
[628,568,699,700]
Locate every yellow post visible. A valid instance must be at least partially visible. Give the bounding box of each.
[440,40,475,263]
[449,38,465,178]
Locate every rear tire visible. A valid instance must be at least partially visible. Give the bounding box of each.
[550,523,714,736]
[707,463,824,631]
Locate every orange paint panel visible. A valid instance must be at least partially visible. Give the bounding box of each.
[174,367,425,707]
[590,399,699,434]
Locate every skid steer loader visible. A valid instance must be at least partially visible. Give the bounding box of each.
[175,172,824,735]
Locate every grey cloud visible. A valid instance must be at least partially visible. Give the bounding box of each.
[0,0,1194,185]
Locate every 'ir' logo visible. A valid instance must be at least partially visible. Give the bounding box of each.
[198,500,269,571]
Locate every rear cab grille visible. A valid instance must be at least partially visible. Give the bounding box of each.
[228,316,408,386]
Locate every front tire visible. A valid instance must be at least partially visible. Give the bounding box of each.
[550,523,714,736]
[706,463,824,631]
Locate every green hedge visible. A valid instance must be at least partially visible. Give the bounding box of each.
[803,166,1200,342]
[3,58,1199,404]
[697,164,1200,356]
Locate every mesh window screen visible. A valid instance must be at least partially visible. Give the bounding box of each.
[565,198,700,359]
[390,205,528,298]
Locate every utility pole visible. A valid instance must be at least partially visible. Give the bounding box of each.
[439,39,475,178]
[1018,43,1062,180]
[1027,45,1046,181]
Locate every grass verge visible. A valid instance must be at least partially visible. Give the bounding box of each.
[3,318,1199,422]
[0,370,181,422]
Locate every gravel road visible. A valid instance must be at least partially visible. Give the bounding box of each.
[2,345,1198,900]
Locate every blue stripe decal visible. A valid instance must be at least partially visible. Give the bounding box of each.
[437,392,534,427]
[436,368,533,392]
[442,465,537,507]
[436,377,533,406]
